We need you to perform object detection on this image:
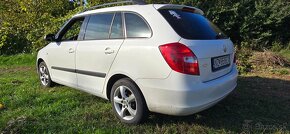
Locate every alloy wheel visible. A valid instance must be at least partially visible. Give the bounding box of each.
[113,85,137,121]
[39,65,49,86]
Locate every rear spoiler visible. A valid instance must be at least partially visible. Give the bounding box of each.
[153,4,204,15]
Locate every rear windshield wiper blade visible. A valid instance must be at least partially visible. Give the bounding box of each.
[216,33,226,39]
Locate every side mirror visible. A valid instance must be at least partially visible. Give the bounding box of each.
[44,34,56,42]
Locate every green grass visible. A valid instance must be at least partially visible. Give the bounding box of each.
[279,49,290,61]
[0,55,289,133]
[0,54,36,67]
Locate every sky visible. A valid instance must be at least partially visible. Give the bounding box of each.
[69,0,88,6]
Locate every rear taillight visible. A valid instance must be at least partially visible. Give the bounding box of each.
[159,43,200,75]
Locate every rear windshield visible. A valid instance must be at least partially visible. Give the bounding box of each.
[159,9,228,40]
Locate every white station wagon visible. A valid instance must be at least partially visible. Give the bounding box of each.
[37,1,238,124]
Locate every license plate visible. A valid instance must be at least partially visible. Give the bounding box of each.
[211,55,230,72]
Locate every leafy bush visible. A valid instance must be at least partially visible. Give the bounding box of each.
[235,47,253,74]
[0,0,76,55]
[271,42,284,52]
[193,0,290,49]
[277,69,289,75]
[279,48,290,61]
[0,0,289,55]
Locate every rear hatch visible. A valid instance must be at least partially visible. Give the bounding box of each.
[158,7,235,82]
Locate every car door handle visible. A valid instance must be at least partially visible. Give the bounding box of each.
[68,48,75,53]
[104,47,114,55]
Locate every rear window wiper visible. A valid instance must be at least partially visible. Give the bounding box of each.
[216,33,227,39]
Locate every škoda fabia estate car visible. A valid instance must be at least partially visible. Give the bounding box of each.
[37,1,238,124]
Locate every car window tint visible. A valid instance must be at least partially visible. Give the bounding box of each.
[110,13,123,39]
[61,18,84,41]
[85,13,114,40]
[159,9,228,40]
[125,13,151,38]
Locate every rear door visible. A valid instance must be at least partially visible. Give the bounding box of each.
[159,9,234,82]
[76,12,124,93]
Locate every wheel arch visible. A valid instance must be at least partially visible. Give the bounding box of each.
[36,58,45,73]
[105,74,147,107]
[37,58,45,66]
[106,74,129,101]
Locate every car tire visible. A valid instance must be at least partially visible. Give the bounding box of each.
[38,62,54,87]
[110,78,148,124]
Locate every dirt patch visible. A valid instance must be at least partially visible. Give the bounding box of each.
[0,66,34,75]
[1,116,35,134]
[248,51,290,76]
[250,51,290,67]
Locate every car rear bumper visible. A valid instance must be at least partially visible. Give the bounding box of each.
[137,65,238,116]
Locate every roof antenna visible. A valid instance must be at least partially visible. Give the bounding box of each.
[129,0,146,5]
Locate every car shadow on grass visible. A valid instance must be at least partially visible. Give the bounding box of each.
[146,76,290,133]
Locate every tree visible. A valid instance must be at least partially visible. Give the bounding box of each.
[0,0,289,55]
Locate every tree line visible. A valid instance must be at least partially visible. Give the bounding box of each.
[0,0,289,55]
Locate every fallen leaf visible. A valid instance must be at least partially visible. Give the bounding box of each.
[0,103,5,110]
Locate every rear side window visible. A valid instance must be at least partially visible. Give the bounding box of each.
[159,9,228,40]
[125,13,151,38]
[84,13,114,40]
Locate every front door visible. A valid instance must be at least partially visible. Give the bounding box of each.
[48,17,85,86]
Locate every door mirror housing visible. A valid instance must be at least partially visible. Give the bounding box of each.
[44,34,56,42]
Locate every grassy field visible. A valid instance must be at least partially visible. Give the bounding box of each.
[280,49,290,61]
[0,54,289,133]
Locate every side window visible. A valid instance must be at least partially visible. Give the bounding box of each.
[110,13,123,39]
[60,18,84,41]
[84,13,114,40]
[125,13,151,38]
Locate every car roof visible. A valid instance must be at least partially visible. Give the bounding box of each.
[74,4,204,17]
